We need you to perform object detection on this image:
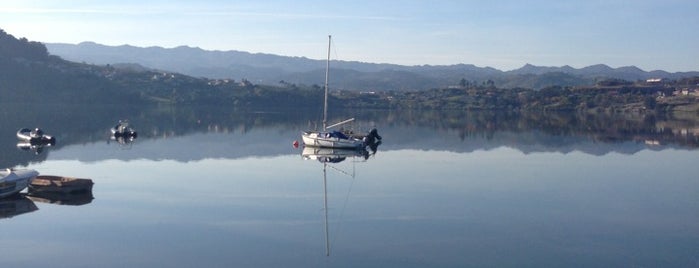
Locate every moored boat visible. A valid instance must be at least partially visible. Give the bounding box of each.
[16,128,56,145]
[0,169,39,199]
[29,175,94,194]
[111,120,138,139]
[301,36,369,149]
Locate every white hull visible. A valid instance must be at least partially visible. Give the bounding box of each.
[302,131,364,149]
[0,169,39,199]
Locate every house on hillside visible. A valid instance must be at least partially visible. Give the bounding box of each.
[645,78,666,84]
[672,88,699,96]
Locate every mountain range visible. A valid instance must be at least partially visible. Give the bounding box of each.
[46,42,699,91]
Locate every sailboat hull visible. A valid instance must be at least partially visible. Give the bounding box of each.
[302,131,364,149]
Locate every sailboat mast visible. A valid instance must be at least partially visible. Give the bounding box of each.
[323,35,331,130]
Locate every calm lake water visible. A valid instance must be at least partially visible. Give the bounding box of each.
[1,104,698,267]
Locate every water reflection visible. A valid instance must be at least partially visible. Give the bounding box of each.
[302,147,370,163]
[27,191,94,206]
[16,141,53,155]
[0,103,695,267]
[0,103,697,168]
[0,194,38,219]
[301,144,380,256]
[107,135,136,148]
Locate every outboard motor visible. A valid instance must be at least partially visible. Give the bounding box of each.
[31,128,44,138]
[364,128,382,154]
[364,128,382,144]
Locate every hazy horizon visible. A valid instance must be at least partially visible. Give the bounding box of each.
[46,40,697,73]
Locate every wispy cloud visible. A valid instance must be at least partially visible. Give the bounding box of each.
[181,10,404,21]
[0,7,164,15]
[0,6,402,21]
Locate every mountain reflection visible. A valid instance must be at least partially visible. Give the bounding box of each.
[387,109,698,145]
[1,103,697,167]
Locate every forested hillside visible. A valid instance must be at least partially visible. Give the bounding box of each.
[0,29,138,104]
[0,29,322,108]
[2,29,697,113]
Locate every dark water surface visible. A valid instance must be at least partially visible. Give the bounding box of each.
[1,104,698,267]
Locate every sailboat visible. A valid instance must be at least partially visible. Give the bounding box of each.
[302,35,366,149]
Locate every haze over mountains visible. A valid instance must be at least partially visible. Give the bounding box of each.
[46,42,699,91]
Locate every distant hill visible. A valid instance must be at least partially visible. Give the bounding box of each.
[5,28,697,113]
[47,42,699,91]
[0,30,139,104]
[0,29,268,106]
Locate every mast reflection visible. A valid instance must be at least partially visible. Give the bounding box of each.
[301,144,379,256]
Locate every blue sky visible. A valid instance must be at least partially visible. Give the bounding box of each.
[1,0,697,71]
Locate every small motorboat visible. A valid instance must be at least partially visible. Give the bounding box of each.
[29,175,94,194]
[111,120,138,139]
[0,169,40,199]
[16,128,56,145]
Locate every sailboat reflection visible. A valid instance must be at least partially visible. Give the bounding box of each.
[302,147,370,163]
[0,194,38,219]
[301,144,379,256]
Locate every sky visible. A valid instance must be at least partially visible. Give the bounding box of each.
[1,0,697,72]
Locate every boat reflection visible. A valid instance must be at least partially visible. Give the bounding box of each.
[27,191,94,206]
[301,138,380,164]
[301,143,379,256]
[108,134,136,147]
[16,141,53,155]
[302,147,370,163]
[0,194,38,219]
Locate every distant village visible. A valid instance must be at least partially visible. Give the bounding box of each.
[644,78,699,97]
